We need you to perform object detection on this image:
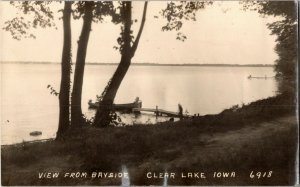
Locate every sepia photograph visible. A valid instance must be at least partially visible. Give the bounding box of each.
[0,0,298,186]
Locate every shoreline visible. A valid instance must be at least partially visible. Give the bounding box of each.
[1,94,298,185]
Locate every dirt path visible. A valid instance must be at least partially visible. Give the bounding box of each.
[169,115,297,167]
[128,115,297,185]
[207,115,297,149]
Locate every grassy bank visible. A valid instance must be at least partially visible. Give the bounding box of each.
[1,94,298,185]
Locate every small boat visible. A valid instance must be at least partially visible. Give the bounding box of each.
[29,131,42,136]
[88,97,142,111]
[248,75,274,79]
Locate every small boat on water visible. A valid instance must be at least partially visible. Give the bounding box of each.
[248,75,274,79]
[29,131,42,136]
[88,97,142,111]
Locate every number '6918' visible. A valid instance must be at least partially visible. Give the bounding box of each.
[250,171,272,179]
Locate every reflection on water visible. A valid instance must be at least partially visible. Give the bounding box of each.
[85,110,180,126]
[1,64,277,144]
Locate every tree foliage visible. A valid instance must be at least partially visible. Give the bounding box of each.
[72,1,116,22]
[160,1,213,41]
[3,1,56,40]
[3,1,118,40]
[242,1,298,81]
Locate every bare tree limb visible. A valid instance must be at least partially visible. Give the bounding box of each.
[130,1,148,58]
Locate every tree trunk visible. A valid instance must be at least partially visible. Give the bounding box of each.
[56,1,72,139]
[71,2,94,128]
[94,2,148,127]
[94,55,131,127]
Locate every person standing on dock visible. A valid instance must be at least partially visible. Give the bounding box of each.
[178,104,183,120]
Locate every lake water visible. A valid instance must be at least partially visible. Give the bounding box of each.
[1,63,277,145]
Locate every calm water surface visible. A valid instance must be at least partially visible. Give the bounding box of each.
[1,64,277,144]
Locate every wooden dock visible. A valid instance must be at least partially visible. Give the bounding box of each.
[132,107,188,118]
[248,75,275,79]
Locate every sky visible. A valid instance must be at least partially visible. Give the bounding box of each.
[0,1,279,65]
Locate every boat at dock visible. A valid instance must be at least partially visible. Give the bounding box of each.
[88,97,188,118]
[88,97,142,111]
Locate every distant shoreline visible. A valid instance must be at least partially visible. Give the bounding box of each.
[1,61,275,67]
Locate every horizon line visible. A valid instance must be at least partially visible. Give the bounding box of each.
[1,61,275,67]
